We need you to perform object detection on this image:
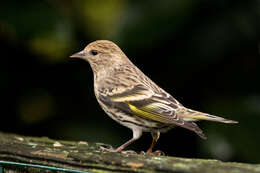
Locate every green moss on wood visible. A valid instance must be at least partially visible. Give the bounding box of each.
[0,131,259,173]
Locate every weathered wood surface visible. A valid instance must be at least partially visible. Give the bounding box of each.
[0,131,259,173]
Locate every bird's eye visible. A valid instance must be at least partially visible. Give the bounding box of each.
[90,50,98,56]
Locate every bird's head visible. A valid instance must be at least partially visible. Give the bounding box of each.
[70,40,129,73]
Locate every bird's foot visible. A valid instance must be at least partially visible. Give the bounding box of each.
[99,145,136,154]
[121,150,137,154]
[151,150,165,156]
[140,150,165,156]
[99,144,116,152]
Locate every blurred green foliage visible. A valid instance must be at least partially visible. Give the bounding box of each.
[1,0,260,163]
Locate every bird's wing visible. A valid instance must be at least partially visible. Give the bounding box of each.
[109,84,154,102]
[109,84,206,139]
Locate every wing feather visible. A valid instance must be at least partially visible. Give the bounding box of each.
[110,84,153,102]
[106,84,206,139]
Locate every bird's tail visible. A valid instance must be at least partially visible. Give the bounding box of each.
[177,108,238,124]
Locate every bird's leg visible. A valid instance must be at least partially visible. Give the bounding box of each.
[100,128,142,153]
[115,128,142,153]
[146,132,160,154]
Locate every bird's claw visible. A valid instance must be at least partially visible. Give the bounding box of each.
[99,144,115,152]
[121,150,137,154]
[152,150,165,156]
[99,145,137,154]
[140,150,165,156]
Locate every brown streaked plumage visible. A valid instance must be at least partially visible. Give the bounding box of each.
[70,40,238,154]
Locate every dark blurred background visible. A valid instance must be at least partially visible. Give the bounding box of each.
[1,0,260,163]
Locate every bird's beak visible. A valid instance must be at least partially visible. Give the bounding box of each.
[70,50,85,58]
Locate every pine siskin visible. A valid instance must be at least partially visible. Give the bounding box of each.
[70,40,238,154]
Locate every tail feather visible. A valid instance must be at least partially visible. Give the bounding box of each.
[177,108,238,124]
[182,121,207,140]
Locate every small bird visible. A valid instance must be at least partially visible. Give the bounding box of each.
[70,40,238,154]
